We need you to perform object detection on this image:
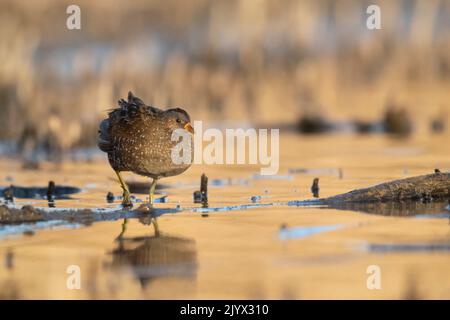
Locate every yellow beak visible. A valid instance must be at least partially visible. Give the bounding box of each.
[184,122,195,134]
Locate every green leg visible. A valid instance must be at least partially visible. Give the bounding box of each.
[117,218,128,239]
[115,170,132,207]
[149,178,158,205]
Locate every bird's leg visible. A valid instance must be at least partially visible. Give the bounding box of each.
[115,170,132,207]
[149,178,158,205]
[117,218,128,239]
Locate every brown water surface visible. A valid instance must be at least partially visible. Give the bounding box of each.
[1,133,450,299]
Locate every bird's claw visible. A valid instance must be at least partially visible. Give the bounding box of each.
[121,193,133,208]
[121,202,133,208]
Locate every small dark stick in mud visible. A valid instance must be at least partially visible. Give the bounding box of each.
[193,174,209,208]
[47,181,55,207]
[311,178,320,198]
[106,191,115,203]
[200,174,208,202]
[3,187,14,203]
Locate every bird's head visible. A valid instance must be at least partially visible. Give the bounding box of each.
[164,108,194,134]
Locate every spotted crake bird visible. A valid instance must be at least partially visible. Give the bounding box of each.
[97,92,194,208]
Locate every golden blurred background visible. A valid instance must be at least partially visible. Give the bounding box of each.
[0,0,449,159]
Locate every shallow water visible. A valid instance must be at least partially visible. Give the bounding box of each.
[0,133,450,299]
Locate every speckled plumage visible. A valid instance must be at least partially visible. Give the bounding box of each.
[97,92,193,180]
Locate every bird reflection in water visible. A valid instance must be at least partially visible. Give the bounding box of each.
[107,215,197,289]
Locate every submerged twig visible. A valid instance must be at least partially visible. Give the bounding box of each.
[47,181,55,207]
[311,178,320,198]
[193,173,208,208]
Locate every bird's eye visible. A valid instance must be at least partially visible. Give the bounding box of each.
[176,118,182,124]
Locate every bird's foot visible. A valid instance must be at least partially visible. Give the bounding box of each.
[121,193,133,208]
[121,201,133,208]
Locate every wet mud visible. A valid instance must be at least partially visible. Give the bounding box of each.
[1,172,448,234]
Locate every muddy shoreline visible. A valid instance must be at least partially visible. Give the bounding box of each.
[323,172,450,203]
[1,172,449,228]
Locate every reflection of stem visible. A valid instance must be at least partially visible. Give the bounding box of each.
[116,216,159,240]
[117,218,128,239]
[152,217,160,237]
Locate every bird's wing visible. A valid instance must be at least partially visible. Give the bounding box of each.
[98,92,162,153]
[110,91,162,122]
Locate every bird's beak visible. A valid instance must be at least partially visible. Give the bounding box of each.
[184,122,195,134]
